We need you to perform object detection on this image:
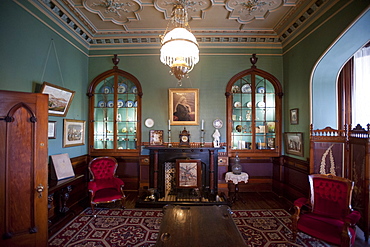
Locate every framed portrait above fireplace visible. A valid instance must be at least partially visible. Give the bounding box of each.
[176,159,201,189]
[169,88,199,126]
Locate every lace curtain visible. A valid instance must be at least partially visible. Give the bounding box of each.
[352,45,370,127]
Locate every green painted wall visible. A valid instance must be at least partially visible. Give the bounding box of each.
[1,0,368,161]
[88,52,283,154]
[282,1,370,160]
[0,0,89,158]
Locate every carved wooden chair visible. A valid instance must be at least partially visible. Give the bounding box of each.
[291,174,361,246]
[88,156,125,214]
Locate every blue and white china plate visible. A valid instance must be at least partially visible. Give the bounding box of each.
[101,86,112,94]
[134,100,137,107]
[117,83,127,93]
[107,100,114,108]
[98,101,106,107]
[241,84,251,93]
[213,119,223,129]
[131,86,137,93]
[117,99,124,108]
[257,86,265,93]
[125,100,133,107]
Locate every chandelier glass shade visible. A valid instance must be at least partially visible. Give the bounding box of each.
[160,4,199,84]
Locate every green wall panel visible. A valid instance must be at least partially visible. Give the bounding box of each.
[0,0,89,158]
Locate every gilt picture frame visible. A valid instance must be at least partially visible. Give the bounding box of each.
[63,119,85,148]
[176,159,201,189]
[169,88,199,126]
[41,82,75,117]
[284,132,304,157]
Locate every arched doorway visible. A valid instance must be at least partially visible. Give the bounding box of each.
[311,8,370,129]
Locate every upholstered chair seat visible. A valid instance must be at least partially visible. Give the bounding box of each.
[88,157,125,214]
[291,174,361,246]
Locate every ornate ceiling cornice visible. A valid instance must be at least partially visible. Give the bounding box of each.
[29,0,333,49]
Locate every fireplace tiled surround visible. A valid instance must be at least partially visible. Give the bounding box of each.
[136,146,228,207]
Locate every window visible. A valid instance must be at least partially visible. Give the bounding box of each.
[352,46,370,127]
[338,43,370,129]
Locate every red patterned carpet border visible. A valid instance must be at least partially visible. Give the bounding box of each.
[49,208,331,247]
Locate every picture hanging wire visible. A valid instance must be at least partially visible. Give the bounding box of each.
[41,39,65,87]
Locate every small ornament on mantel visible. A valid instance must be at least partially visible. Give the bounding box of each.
[212,129,220,148]
[212,118,223,148]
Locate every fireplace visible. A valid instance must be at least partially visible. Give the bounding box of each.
[137,146,227,207]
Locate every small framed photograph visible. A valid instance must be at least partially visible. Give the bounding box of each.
[48,121,57,139]
[169,88,199,126]
[63,119,85,148]
[149,130,164,146]
[284,132,304,157]
[290,108,299,125]
[176,159,201,189]
[41,82,75,117]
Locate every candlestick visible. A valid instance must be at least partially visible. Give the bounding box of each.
[200,129,205,147]
[201,119,204,130]
[168,119,171,131]
[168,129,172,147]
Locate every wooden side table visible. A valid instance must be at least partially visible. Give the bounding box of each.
[225,172,249,204]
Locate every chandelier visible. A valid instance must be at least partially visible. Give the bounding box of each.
[160,2,199,86]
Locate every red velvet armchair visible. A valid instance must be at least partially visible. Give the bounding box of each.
[88,157,125,214]
[291,174,361,246]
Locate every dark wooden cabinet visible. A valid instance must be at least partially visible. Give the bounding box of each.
[225,55,283,158]
[0,90,49,247]
[87,56,143,191]
[47,155,89,236]
[87,59,142,157]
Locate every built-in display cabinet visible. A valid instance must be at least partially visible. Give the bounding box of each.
[225,55,283,158]
[87,55,142,157]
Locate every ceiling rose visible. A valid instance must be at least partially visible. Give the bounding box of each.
[225,0,283,24]
[154,0,212,20]
[83,0,142,25]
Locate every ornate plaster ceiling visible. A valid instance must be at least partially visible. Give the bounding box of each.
[24,0,335,49]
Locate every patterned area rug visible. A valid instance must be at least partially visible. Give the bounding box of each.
[49,208,331,247]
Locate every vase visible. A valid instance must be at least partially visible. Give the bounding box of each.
[232,154,242,175]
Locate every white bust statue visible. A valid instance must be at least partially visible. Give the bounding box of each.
[212,129,221,147]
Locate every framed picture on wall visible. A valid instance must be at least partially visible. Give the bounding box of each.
[284,132,304,157]
[149,130,164,146]
[176,159,201,189]
[63,119,85,147]
[48,121,57,139]
[290,108,299,125]
[169,88,199,126]
[41,82,75,117]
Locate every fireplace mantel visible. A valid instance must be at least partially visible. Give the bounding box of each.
[145,146,222,199]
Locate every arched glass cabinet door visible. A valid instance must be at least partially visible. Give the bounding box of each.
[225,54,283,158]
[87,56,142,156]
